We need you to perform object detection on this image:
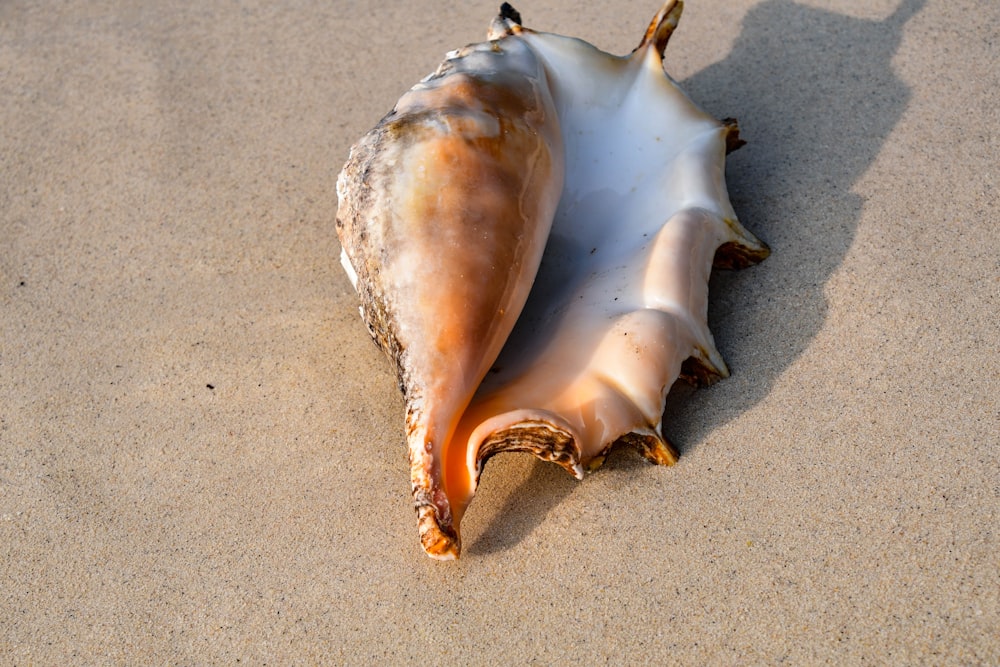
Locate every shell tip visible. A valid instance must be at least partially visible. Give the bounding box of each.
[721,117,747,154]
[639,0,684,57]
[619,432,680,466]
[489,3,523,39]
[713,238,771,270]
[680,348,730,387]
[499,3,522,25]
[417,504,461,560]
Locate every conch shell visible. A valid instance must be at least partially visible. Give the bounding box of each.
[336,1,768,559]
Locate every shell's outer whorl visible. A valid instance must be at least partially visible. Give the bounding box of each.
[336,1,770,559]
[336,33,564,559]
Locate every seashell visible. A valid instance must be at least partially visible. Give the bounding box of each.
[336,1,769,559]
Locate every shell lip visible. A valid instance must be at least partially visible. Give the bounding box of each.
[468,410,585,481]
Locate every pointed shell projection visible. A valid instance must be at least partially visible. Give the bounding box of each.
[336,1,769,559]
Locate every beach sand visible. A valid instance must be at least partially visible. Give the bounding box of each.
[2,0,997,662]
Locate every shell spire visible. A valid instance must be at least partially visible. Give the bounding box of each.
[488,2,523,39]
[336,2,769,559]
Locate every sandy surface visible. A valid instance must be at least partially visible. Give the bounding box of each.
[2,0,997,663]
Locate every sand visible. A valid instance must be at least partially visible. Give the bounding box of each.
[2,0,997,663]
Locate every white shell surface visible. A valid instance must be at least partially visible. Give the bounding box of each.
[452,8,768,512]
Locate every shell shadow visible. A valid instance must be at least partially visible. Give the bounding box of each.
[466,0,925,553]
[662,0,926,452]
[463,455,578,557]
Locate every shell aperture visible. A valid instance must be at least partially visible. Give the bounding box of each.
[335,1,769,559]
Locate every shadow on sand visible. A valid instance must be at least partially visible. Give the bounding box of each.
[466,0,925,555]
